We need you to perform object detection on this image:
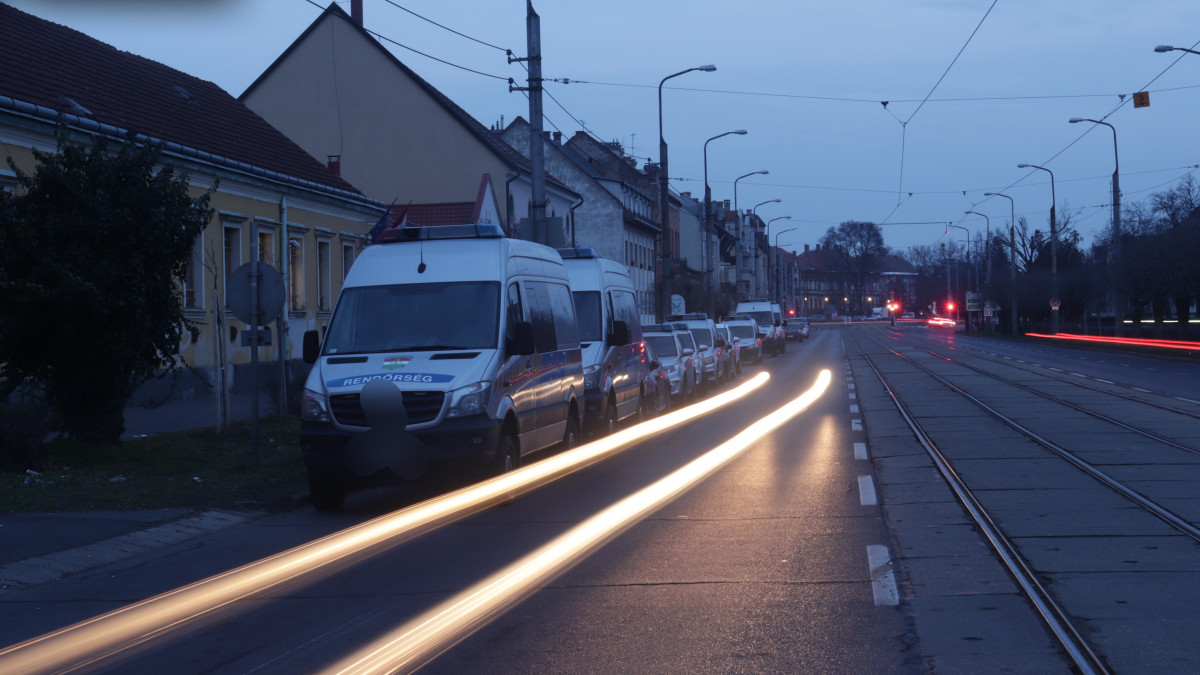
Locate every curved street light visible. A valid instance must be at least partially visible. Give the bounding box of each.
[1018,163,1059,334]
[1070,117,1122,336]
[703,130,748,313]
[1155,45,1200,55]
[657,65,716,321]
[983,192,1019,335]
[770,220,795,308]
[733,171,769,300]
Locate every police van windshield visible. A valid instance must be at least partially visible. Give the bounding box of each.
[746,311,774,327]
[323,281,500,354]
[572,291,603,343]
[729,324,756,340]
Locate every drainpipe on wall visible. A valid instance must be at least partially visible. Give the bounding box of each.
[504,171,520,236]
[279,195,289,413]
[569,195,584,247]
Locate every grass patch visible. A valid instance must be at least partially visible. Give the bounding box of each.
[0,417,307,513]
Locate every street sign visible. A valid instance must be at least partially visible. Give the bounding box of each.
[239,327,272,347]
[1133,91,1150,108]
[227,262,285,325]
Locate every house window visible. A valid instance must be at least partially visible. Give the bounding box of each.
[256,226,277,266]
[289,235,305,311]
[183,233,204,309]
[317,238,332,312]
[222,224,241,309]
[342,241,356,281]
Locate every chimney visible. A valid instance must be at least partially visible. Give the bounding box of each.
[552,131,562,144]
[723,200,731,210]
[351,0,363,26]
[804,244,810,253]
[327,155,341,177]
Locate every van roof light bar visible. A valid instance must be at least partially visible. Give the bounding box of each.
[379,223,505,244]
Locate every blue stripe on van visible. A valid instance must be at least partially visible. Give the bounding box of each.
[327,372,455,388]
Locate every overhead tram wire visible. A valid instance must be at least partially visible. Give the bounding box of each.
[977,36,1200,215]
[307,0,1200,216]
[380,0,509,52]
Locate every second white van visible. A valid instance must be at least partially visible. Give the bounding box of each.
[559,247,647,436]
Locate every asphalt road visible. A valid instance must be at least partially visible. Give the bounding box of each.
[1,327,919,673]
[4,323,1197,673]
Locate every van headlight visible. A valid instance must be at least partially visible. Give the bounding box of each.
[583,364,601,390]
[447,382,490,418]
[302,389,331,423]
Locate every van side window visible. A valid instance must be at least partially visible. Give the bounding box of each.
[612,290,641,341]
[505,282,523,342]
[526,281,558,353]
[548,282,579,349]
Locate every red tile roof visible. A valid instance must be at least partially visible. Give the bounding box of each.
[0,3,361,196]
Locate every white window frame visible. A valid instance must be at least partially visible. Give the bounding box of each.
[222,220,243,310]
[289,231,306,313]
[317,237,333,313]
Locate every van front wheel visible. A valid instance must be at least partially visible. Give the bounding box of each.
[492,432,518,477]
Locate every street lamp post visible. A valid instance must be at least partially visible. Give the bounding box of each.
[946,223,972,330]
[657,65,716,321]
[702,130,748,315]
[1155,45,1200,55]
[1069,117,1122,336]
[964,212,990,330]
[984,192,1019,335]
[751,199,781,298]
[770,220,795,309]
[1018,163,1059,334]
[733,171,769,302]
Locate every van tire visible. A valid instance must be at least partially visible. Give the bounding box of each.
[563,409,581,449]
[309,473,346,512]
[492,431,519,477]
[605,397,618,435]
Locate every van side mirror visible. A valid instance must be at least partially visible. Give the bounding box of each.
[506,321,536,356]
[775,319,782,327]
[715,337,726,348]
[649,359,661,370]
[303,330,321,364]
[782,320,788,327]
[608,320,631,347]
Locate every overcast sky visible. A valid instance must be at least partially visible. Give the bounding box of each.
[14,0,1200,254]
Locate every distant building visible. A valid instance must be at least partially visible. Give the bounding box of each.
[794,244,917,317]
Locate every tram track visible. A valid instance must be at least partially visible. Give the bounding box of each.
[846,327,1200,674]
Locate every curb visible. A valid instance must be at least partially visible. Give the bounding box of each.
[0,510,260,593]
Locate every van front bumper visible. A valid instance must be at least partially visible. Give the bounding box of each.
[301,415,502,482]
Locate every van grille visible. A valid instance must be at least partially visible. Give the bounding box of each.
[329,391,446,428]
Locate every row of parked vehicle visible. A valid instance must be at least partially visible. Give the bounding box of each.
[297,225,799,510]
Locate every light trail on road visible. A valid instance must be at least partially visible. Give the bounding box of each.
[324,369,832,675]
[0,373,771,674]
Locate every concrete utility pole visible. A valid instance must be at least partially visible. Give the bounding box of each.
[525,2,545,242]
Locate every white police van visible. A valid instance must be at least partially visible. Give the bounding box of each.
[558,248,647,436]
[735,299,784,356]
[300,224,584,510]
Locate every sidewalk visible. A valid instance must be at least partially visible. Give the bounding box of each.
[1,392,278,593]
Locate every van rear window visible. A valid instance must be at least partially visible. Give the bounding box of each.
[645,335,677,357]
[323,281,500,354]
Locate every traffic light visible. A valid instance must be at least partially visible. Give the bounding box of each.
[788,308,795,316]
[946,301,955,312]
